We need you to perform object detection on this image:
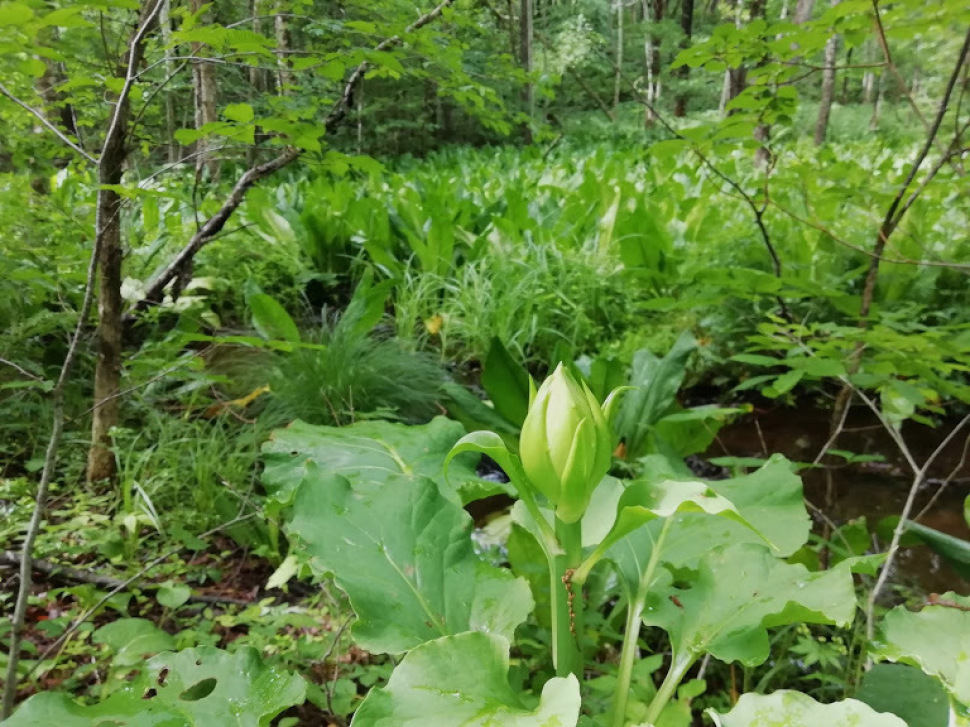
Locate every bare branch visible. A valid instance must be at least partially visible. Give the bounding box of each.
[0,82,97,164]
[860,23,970,320]
[0,551,255,606]
[129,0,456,318]
[870,0,932,133]
[0,357,44,382]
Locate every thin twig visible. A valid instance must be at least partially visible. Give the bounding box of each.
[865,412,970,646]
[0,82,97,164]
[1,192,103,721]
[0,551,255,606]
[913,430,970,522]
[0,358,44,382]
[21,514,257,685]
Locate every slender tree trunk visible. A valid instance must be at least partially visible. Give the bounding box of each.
[814,0,840,145]
[721,0,745,114]
[506,0,517,59]
[674,0,694,117]
[159,0,178,163]
[840,46,853,102]
[520,0,534,143]
[274,1,293,93]
[869,71,885,130]
[87,1,161,484]
[249,0,265,93]
[792,0,814,22]
[614,0,624,111]
[190,0,218,179]
[747,0,770,164]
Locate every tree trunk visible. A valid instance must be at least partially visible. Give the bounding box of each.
[869,71,884,130]
[274,1,293,93]
[614,0,624,111]
[792,0,814,23]
[520,0,534,143]
[748,0,769,164]
[674,0,694,117]
[159,0,178,163]
[190,0,218,179]
[249,0,265,93]
[87,1,161,484]
[813,0,840,145]
[720,0,745,115]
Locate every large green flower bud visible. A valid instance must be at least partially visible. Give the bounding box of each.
[519,363,616,524]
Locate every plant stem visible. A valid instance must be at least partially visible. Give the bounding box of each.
[551,516,583,679]
[644,653,694,725]
[610,517,672,727]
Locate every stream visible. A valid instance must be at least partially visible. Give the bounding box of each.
[709,405,970,594]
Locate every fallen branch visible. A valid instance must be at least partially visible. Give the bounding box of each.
[0,551,254,607]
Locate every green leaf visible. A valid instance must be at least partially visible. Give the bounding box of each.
[710,691,907,726]
[262,417,493,507]
[642,543,857,670]
[0,3,33,27]
[855,664,949,727]
[575,478,761,584]
[351,632,580,726]
[637,455,810,574]
[615,332,697,459]
[286,467,533,654]
[771,368,805,396]
[156,581,191,609]
[91,618,176,667]
[874,592,970,713]
[4,647,305,726]
[223,102,255,123]
[482,337,532,427]
[246,291,300,343]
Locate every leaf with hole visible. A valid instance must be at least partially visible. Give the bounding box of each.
[3,646,305,726]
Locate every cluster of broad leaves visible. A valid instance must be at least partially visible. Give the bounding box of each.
[7,423,970,725]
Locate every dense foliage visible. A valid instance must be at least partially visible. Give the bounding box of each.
[1,0,969,724]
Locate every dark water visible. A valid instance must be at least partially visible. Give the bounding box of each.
[708,405,970,595]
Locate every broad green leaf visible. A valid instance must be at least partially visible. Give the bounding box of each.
[663,454,810,563]
[874,592,970,714]
[91,618,176,667]
[247,292,300,343]
[0,3,33,26]
[856,664,949,727]
[710,691,907,726]
[223,102,255,123]
[262,417,491,507]
[351,632,580,727]
[642,543,857,671]
[156,581,191,609]
[482,337,532,427]
[4,647,305,727]
[574,478,760,584]
[286,466,533,654]
[615,332,697,459]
